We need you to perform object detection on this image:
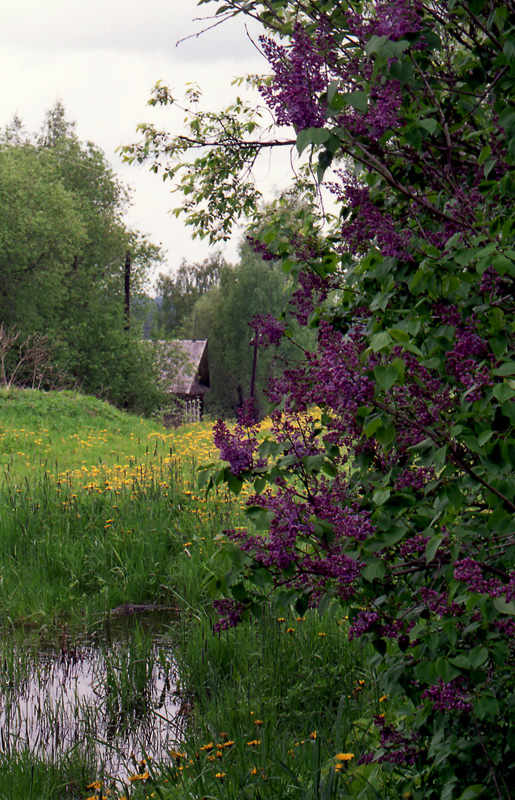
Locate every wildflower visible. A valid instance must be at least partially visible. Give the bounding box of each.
[169,749,186,759]
[200,742,214,751]
[310,731,317,739]
[87,782,102,790]
[318,632,326,637]
[215,772,225,779]
[253,719,263,725]
[379,695,387,702]
[247,739,261,746]
[223,740,235,748]
[250,767,258,775]
[335,752,354,761]
[129,771,150,781]
[286,627,295,633]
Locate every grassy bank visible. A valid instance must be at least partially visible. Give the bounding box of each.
[0,389,371,800]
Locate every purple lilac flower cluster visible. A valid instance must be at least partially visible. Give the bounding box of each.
[346,0,423,42]
[359,714,420,765]
[454,558,511,599]
[348,610,380,640]
[212,419,258,475]
[290,269,331,325]
[250,314,286,348]
[259,25,335,130]
[419,587,463,617]
[479,266,503,297]
[395,466,434,491]
[246,235,281,262]
[333,178,412,259]
[212,599,245,632]
[421,679,472,713]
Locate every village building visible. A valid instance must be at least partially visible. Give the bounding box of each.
[158,339,210,425]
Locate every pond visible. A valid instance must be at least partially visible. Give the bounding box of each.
[0,610,185,784]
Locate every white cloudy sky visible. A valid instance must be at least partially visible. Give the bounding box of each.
[0,0,295,282]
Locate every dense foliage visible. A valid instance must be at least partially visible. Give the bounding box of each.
[127,1,515,798]
[0,105,163,414]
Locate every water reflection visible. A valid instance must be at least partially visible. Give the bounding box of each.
[0,614,184,780]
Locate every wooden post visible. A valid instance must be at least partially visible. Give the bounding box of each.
[124,250,131,331]
[249,331,258,420]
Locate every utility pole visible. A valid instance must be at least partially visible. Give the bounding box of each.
[124,250,131,331]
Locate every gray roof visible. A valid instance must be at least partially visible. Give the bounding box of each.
[158,339,210,396]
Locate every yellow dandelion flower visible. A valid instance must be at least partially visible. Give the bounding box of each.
[200,742,214,751]
[253,719,263,725]
[169,749,187,759]
[247,739,261,746]
[128,771,149,782]
[215,772,225,778]
[335,753,354,761]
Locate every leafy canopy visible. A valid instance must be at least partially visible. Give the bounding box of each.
[127,1,515,797]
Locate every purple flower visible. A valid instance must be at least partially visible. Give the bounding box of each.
[259,25,335,130]
[213,599,245,632]
[421,679,472,713]
[250,314,286,348]
[213,419,257,474]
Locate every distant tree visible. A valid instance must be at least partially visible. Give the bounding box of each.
[154,253,224,337]
[0,104,164,414]
[183,239,309,418]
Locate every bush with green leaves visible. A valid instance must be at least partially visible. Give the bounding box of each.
[127,2,515,797]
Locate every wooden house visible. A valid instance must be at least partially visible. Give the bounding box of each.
[158,339,210,424]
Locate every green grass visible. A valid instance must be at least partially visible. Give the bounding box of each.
[0,389,374,800]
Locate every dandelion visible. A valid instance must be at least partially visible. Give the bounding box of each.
[335,753,354,761]
[200,742,214,751]
[215,772,225,779]
[253,719,264,725]
[129,771,150,781]
[247,739,261,746]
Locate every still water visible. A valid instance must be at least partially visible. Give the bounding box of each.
[0,612,184,781]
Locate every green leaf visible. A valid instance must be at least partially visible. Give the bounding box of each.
[373,489,391,506]
[339,90,368,113]
[374,364,400,391]
[245,506,274,530]
[457,787,486,800]
[425,535,443,563]
[493,596,515,615]
[369,331,392,352]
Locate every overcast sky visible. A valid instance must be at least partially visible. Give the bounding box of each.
[0,0,294,283]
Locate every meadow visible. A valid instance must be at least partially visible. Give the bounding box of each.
[0,389,375,800]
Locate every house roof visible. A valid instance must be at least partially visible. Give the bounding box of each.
[158,339,210,396]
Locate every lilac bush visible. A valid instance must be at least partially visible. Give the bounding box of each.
[129,0,515,797]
